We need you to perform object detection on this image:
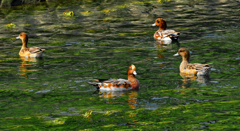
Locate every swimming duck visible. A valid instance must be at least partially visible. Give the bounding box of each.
[16,32,45,57]
[88,64,140,91]
[152,18,180,42]
[173,48,211,76]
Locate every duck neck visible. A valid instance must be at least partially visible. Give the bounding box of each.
[180,56,190,72]
[21,39,28,49]
[158,21,167,30]
[158,27,166,31]
[128,74,135,81]
[128,74,139,89]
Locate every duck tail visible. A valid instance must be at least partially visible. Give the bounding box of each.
[88,82,100,90]
[168,32,180,40]
[197,67,212,76]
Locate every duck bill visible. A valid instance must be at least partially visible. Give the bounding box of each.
[133,71,137,76]
[16,36,20,39]
[152,23,156,26]
[173,52,179,56]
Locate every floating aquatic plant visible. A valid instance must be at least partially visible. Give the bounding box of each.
[63,10,74,17]
[81,11,93,16]
[82,110,92,119]
[4,23,16,28]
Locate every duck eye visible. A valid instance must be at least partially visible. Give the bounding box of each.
[157,20,160,23]
[180,50,183,52]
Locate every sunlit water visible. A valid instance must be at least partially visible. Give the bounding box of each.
[0,0,240,129]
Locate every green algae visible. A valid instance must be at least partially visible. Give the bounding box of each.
[63,10,74,17]
[4,23,16,28]
[0,0,240,130]
[1,86,240,130]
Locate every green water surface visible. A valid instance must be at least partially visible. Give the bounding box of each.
[0,0,240,130]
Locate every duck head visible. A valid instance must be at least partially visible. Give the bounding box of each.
[174,48,190,62]
[128,64,137,76]
[152,18,167,30]
[16,32,28,46]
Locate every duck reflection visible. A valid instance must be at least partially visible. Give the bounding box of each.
[154,41,165,69]
[154,41,180,68]
[155,39,180,48]
[97,90,138,109]
[155,41,165,58]
[180,73,210,88]
[154,40,180,56]
[19,56,44,77]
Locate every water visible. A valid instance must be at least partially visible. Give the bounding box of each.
[0,0,240,130]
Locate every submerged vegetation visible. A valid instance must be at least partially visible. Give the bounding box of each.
[0,0,240,130]
[1,83,240,130]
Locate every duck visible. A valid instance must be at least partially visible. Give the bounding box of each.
[152,18,180,42]
[88,64,140,91]
[16,32,45,57]
[173,48,212,76]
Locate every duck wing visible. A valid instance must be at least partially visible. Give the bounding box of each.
[29,47,45,54]
[112,79,131,85]
[185,63,210,70]
[93,79,131,85]
[88,79,131,90]
[159,30,180,38]
[185,63,212,76]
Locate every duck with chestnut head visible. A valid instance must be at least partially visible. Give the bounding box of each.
[88,64,140,91]
[152,18,180,43]
[16,32,45,58]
